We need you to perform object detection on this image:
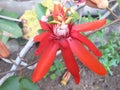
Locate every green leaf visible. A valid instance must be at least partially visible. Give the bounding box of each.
[54,59,64,76]
[0,9,19,18]
[0,30,3,40]
[50,66,56,72]
[0,30,10,44]
[1,35,9,44]
[36,3,47,20]
[50,74,56,80]
[0,19,23,38]
[0,76,20,90]
[0,76,40,90]
[19,78,40,90]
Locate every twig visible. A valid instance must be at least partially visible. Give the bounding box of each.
[0,15,21,22]
[100,3,118,19]
[86,2,119,36]
[0,39,61,85]
[106,7,118,19]
[1,58,35,70]
[0,60,37,76]
[0,39,34,85]
[86,17,120,36]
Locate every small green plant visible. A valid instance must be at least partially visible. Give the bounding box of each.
[44,59,65,80]
[99,31,120,75]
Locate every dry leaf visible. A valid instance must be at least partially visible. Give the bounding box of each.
[20,10,41,40]
[86,0,109,9]
[0,41,10,58]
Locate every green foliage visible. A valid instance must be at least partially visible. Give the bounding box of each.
[0,9,18,18]
[44,59,64,80]
[0,76,40,90]
[0,19,23,38]
[0,9,23,44]
[35,3,47,20]
[99,32,120,75]
[0,76,20,90]
[19,77,40,90]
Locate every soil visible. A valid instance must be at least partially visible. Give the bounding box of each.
[0,0,120,90]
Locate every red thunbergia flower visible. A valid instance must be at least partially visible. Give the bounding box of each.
[32,4,107,84]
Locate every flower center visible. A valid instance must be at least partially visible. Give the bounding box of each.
[53,22,69,39]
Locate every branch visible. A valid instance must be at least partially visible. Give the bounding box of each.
[0,39,34,85]
[100,3,118,19]
[86,17,120,36]
[0,60,37,76]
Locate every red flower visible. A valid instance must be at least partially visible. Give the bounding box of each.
[32,19,107,84]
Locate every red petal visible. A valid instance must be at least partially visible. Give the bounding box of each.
[72,19,106,32]
[34,32,50,42]
[68,38,107,76]
[32,42,59,82]
[35,36,50,56]
[59,39,80,84]
[40,21,51,31]
[71,32,102,57]
[53,4,61,16]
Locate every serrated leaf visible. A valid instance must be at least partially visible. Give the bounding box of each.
[36,4,47,20]
[0,19,22,38]
[20,10,41,39]
[19,78,40,90]
[0,9,19,18]
[0,76,20,90]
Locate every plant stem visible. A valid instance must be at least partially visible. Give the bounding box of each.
[0,15,21,22]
